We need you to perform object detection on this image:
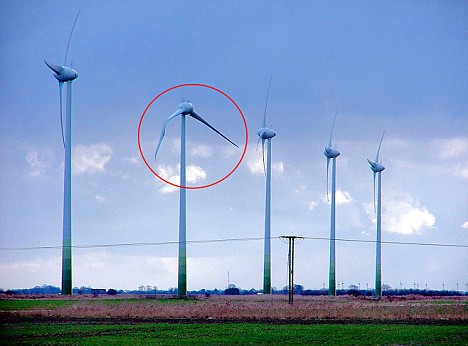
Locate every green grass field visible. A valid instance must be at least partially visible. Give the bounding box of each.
[1,322,467,345]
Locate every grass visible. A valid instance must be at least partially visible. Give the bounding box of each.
[0,299,77,311]
[1,322,467,345]
[0,296,196,312]
[1,295,467,345]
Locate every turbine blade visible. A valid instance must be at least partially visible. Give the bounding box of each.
[328,111,338,148]
[154,108,184,161]
[262,76,273,128]
[190,111,238,147]
[262,138,266,176]
[64,10,81,66]
[375,130,385,163]
[326,157,330,202]
[45,61,63,75]
[59,82,65,148]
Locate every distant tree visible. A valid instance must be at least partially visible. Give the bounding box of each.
[293,284,304,294]
[107,289,117,295]
[348,285,359,290]
[225,287,240,295]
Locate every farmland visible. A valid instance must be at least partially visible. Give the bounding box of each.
[1,294,467,344]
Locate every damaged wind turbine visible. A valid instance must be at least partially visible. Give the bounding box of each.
[154,101,238,297]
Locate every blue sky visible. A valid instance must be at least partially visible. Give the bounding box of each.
[0,0,467,292]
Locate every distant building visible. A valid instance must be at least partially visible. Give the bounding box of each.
[91,289,106,296]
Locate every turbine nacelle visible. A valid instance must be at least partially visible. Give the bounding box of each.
[324,147,340,159]
[257,127,276,140]
[45,61,78,82]
[367,159,385,173]
[179,101,194,115]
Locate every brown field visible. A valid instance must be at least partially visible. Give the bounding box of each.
[1,294,467,324]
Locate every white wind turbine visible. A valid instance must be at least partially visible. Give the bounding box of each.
[45,10,80,295]
[324,114,340,296]
[367,131,385,298]
[257,78,276,294]
[154,101,238,297]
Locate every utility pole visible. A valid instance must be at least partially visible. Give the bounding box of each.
[280,236,303,304]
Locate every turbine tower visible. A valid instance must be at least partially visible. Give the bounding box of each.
[155,101,238,297]
[323,114,340,296]
[257,78,276,294]
[45,10,80,295]
[367,131,385,298]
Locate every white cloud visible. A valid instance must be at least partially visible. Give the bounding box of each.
[156,164,207,194]
[434,137,468,159]
[322,190,353,205]
[186,165,207,183]
[247,152,284,175]
[95,194,106,202]
[222,145,238,158]
[190,144,214,158]
[0,257,61,289]
[308,201,318,210]
[26,150,49,177]
[294,185,307,195]
[273,161,284,173]
[455,162,468,179]
[122,156,140,165]
[73,143,112,175]
[365,193,436,235]
[157,164,179,193]
[462,222,468,229]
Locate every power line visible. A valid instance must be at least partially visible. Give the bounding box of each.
[301,236,468,248]
[0,235,466,251]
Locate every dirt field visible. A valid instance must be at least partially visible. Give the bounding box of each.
[1,294,467,324]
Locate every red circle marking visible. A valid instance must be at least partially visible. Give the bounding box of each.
[138,84,248,189]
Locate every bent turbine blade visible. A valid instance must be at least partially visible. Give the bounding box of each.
[190,111,238,147]
[154,108,184,161]
[256,136,262,151]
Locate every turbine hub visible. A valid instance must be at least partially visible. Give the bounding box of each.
[368,160,385,172]
[179,101,193,114]
[257,127,276,139]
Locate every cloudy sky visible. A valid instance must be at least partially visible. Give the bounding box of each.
[1,0,467,292]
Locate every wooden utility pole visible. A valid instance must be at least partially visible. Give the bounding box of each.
[280,236,303,304]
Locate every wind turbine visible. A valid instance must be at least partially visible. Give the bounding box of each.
[323,114,340,296]
[154,101,238,297]
[257,78,276,294]
[45,10,80,295]
[367,131,385,298]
